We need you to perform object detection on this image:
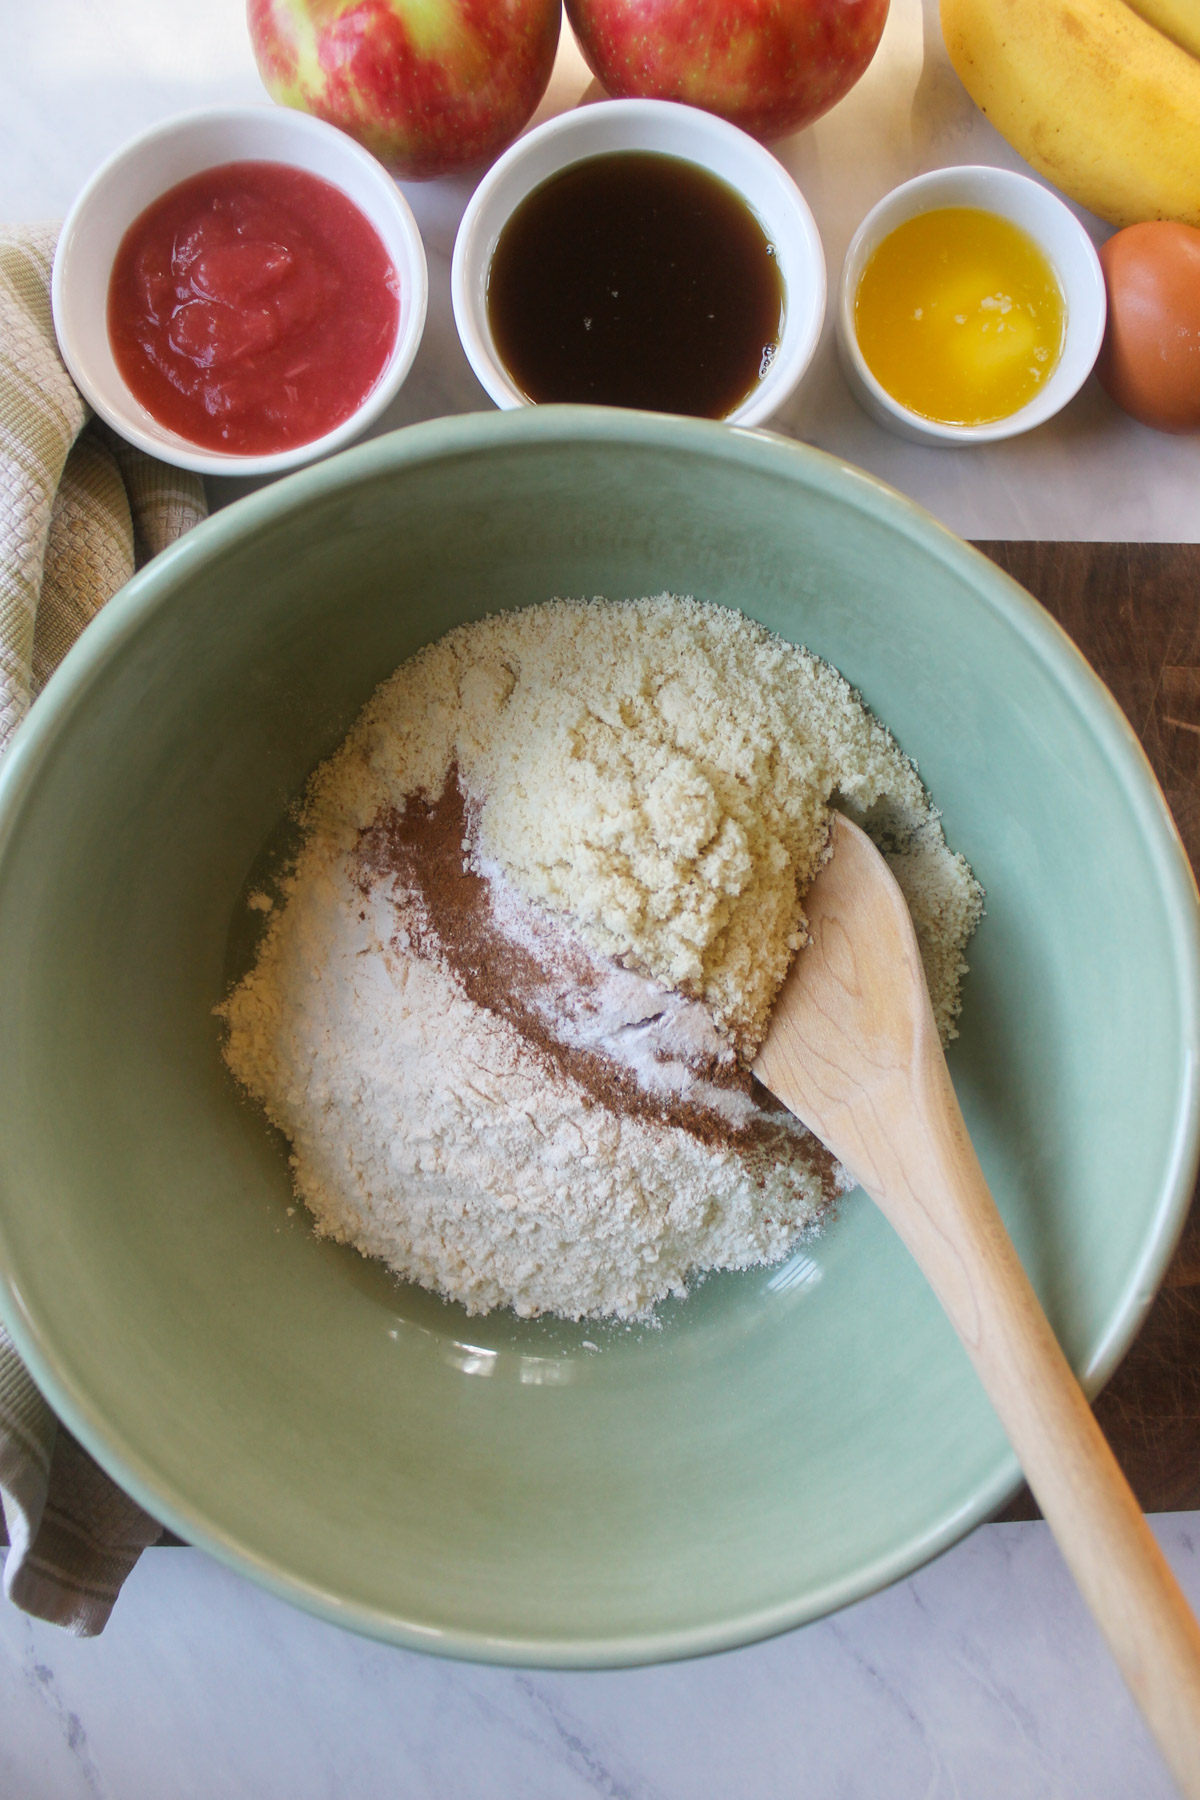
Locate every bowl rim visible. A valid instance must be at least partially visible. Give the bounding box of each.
[835,164,1107,446]
[450,97,827,428]
[50,103,430,479]
[0,406,1196,1667]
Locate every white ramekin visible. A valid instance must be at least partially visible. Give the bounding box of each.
[836,165,1106,447]
[451,98,826,427]
[52,106,429,478]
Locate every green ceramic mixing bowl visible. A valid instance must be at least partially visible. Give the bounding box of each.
[0,409,1196,1665]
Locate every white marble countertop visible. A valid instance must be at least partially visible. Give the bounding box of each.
[3,3,1199,1795]
[0,1518,1196,1799]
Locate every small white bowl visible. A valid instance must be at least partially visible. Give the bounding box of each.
[52,106,429,478]
[836,165,1106,447]
[451,98,826,426]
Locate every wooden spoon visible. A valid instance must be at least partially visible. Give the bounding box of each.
[753,812,1200,1799]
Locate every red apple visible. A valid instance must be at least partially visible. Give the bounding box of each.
[563,0,889,141]
[248,0,563,179]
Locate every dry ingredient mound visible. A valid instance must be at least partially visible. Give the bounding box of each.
[220,596,983,1321]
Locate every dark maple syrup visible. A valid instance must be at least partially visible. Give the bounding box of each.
[486,151,785,418]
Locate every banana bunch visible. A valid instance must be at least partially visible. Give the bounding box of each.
[939,0,1200,226]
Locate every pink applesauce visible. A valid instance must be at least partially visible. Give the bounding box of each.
[107,161,400,455]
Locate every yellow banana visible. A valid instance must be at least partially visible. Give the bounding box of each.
[1120,0,1200,60]
[939,0,1200,226]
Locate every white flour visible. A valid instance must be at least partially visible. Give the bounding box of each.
[225,843,838,1318]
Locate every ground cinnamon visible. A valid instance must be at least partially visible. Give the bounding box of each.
[353,771,840,1199]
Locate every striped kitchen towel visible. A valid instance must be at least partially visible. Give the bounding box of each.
[0,221,207,1634]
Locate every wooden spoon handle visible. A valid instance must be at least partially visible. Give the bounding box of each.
[870,1051,1200,1800]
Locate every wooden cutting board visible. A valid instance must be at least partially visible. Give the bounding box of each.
[9,542,1191,1556]
[975,542,1200,1521]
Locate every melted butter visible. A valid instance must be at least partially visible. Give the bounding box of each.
[854,207,1065,426]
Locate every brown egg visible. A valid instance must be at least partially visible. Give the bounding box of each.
[1097,222,1200,433]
